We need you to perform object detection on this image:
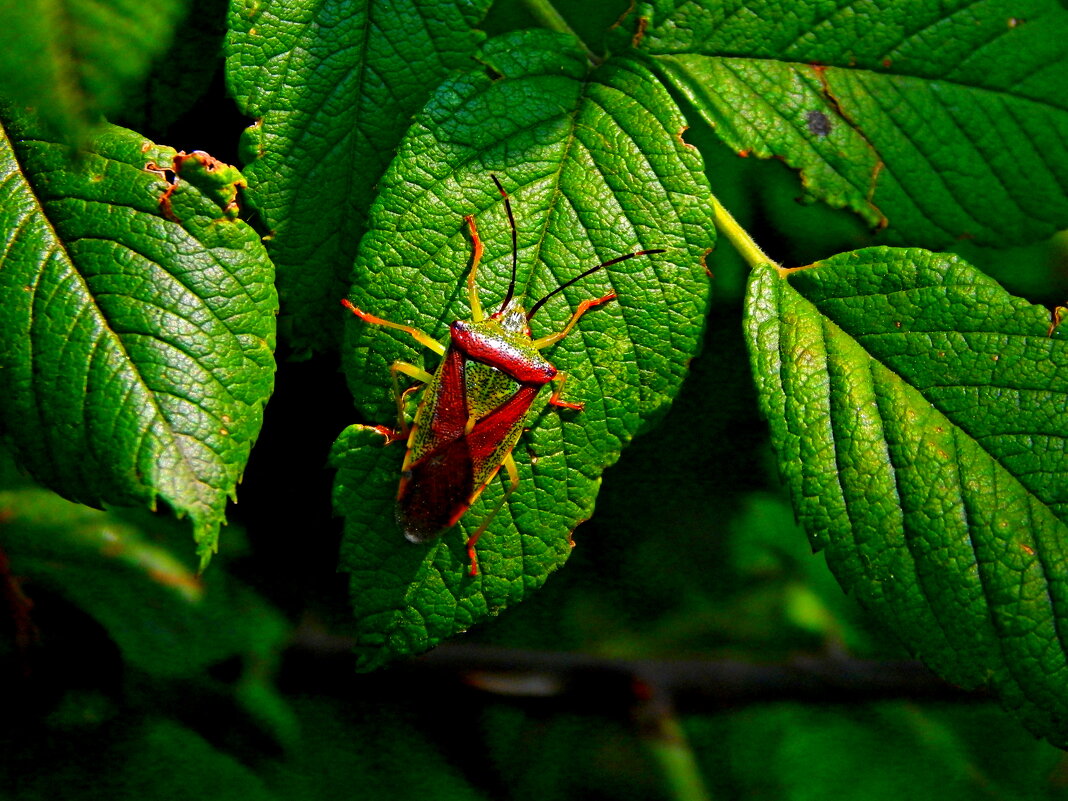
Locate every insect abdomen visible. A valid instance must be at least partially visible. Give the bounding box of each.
[398,437,474,541]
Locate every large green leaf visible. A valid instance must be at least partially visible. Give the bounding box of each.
[117,0,228,135]
[0,488,287,677]
[638,0,1068,248]
[0,112,277,566]
[332,30,715,669]
[745,247,1068,744]
[0,0,189,140]
[226,0,493,354]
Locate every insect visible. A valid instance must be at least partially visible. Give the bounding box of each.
[342,176,664,575]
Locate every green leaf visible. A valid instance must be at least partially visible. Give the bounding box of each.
[0,0,190,140]
[116,0,228,135]
[691,703,1062,801]
[6,717,275,801]
[0,111,277,566]
[0,488,288,677]
[266,697,488,801]
[117,720,275,801]
[226,0,493,355]
[640,0,1068,248]
[744,247,1068,744]
[332,30,715,669]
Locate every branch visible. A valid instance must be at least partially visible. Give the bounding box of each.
[413,644,978,710]
[287,625,980,713]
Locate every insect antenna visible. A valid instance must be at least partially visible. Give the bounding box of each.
[526,248,667,321]
[491,175,519,314]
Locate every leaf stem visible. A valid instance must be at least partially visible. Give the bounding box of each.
[709,193,779,272]
[636,692,713,801]
[522,0,599,63]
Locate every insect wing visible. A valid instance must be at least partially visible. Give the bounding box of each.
[399,435,475,541]
[398,383,541,542]
[464,384,540,487]
[407,346,469,463]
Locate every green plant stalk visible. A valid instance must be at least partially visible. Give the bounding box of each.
[710,193,778,272]
[522,0,598,62]
[644,714,714,801]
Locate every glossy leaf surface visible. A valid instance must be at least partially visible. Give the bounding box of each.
[640,0,1068,248]
[332,30,715,669]
[0,113,277,564]
[226,0,492,354]
[745,247,1068,744]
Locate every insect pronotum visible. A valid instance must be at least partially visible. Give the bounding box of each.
[342,177,664,575]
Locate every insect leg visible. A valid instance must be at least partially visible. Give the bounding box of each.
[547,373,583,411]
[340,299,445,356]
[532,292,617,350]
[388,361,433,437]
[464,452,521,576]
[464,215,486,323]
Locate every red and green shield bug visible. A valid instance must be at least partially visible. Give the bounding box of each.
[342,177,664,575]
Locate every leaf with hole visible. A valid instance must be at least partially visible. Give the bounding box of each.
[0,110,277,566]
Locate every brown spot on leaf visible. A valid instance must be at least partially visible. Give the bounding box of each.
[631,15,648,47]
[805,110,832,137]
[146,160,181,222]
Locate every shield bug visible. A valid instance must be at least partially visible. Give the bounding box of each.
[342,177,664,575]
